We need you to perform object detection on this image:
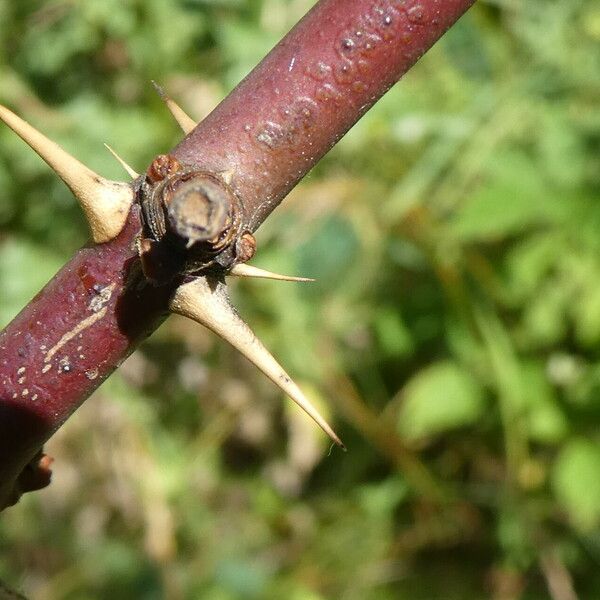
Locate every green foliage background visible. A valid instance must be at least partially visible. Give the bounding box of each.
[1,0,599,598]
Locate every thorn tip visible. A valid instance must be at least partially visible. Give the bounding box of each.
[229,263,315,282]
[104,144,139,179]
[151,81,197,135]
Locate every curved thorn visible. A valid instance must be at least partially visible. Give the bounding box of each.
[170,276,344,449]
[103,144,139,179]
[151,81,197,135]
[0,104,133,243]
[229,263,315,282]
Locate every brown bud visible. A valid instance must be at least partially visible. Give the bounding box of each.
[146,154,181,184]
[17,451,53,495]
[235,232,257,263]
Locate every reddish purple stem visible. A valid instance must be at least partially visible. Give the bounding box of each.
[0,0,475,508]
[175,0,474,228]
[0,208,174,505]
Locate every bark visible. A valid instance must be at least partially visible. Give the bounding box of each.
[0,0,475,509]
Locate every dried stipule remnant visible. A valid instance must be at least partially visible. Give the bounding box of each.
[138,155,246,282]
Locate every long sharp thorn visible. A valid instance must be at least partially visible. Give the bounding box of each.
[104,144,139,179]
[229,263,315,283]
[0,104,133,243]
[151,81,197,135]
[170,276,344,449]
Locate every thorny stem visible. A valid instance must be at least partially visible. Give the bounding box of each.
[0,0,476,509]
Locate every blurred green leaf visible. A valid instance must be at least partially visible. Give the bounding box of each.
[553,439,600,531]
[497,508,535,570]
[373,308,414,359]
[521,362,568,444]
[297,216,359,292]
[398,361,485,440]
[0,237,64,326]
[214,559,268,599]
[451,150,560,242]
[355,477,409,519]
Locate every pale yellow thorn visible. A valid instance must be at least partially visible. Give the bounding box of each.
[103,144,139,179]
[0,104,133,243]
[229,263,315,283]
[170,276,344,449]
[151,81,197,135]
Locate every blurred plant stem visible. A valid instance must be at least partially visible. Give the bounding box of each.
[540,550,579,600]
[474,308,530,488]
[403,205,531,490]
[324,367,449,502]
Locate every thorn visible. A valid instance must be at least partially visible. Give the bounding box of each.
[103,144,139,179]
[151,81,197,135]
[0,104,133,243]
[229,263,315,282]
[170,276,344,449]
